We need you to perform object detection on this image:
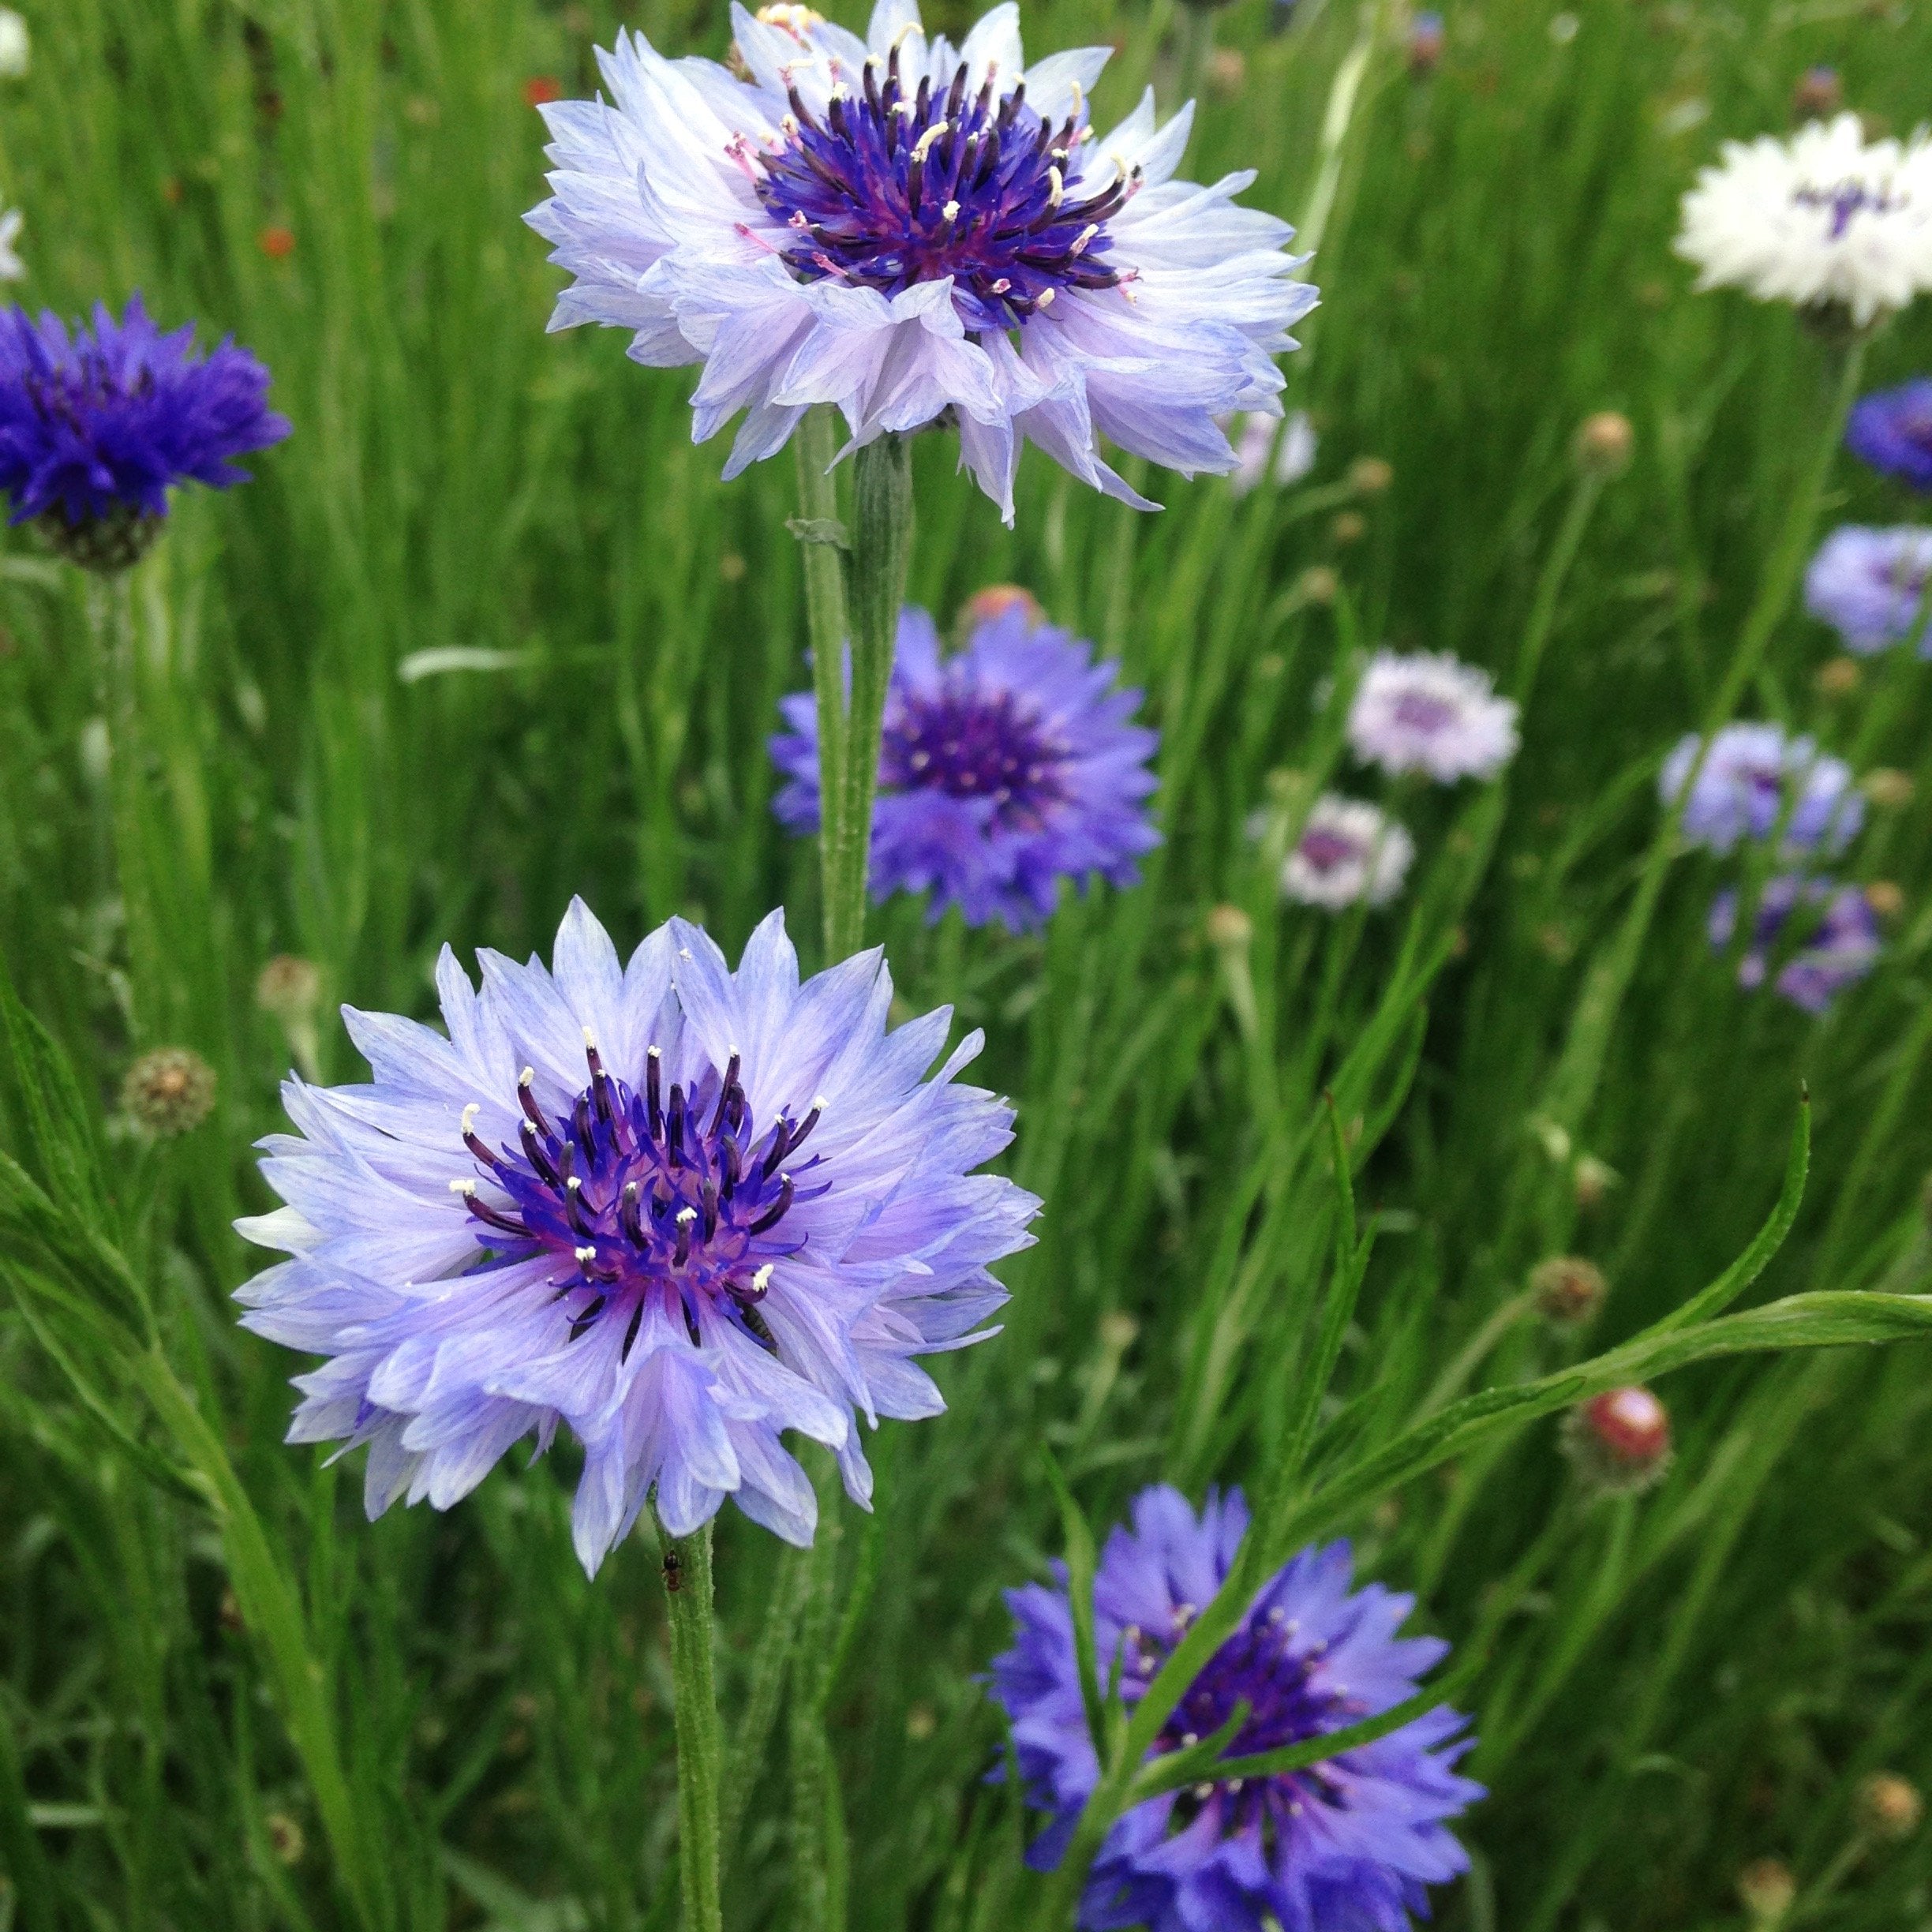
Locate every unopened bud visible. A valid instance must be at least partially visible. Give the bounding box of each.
[256,953,321,1024]
[266,1810,306,1866]
[1736,1857,1795,1925]
[1297,565,1339,605]
[1815,656,1861,696]
[1207,47,1246,94]
[1573,410,1634,479]
[1330,511,1367,546]
[1866,880,1904,919]
[1792,64,1841,121]
[1099,1309,1140,1354]
[1531,1256,1605,1326]
[960,583,1044,631]
[1573,1154,1618,1211]
[1857,1771,1922,1842]
[1347,455,1393,496]
[1407,8,1445,72]
[1865,768,1914,809]
[122,1047,216,1138]
[1563,1385,1672,1496]
[1206,904,1253,950]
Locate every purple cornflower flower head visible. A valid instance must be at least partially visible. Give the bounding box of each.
[1709,874,1881,1012]
[0,295,288,571]
[1845,380,1932,491]
[1282,795,1414,911]
[526,1,1316,526]
[235,900,1039,1573]
[1659,724,1863,856]
[770,601,1160,930]
[1804,525,1932,653]
[1346,650,1518,783]
[988,1485,1483,1932]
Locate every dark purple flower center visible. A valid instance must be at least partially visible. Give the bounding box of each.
[748,48,1136,332]
[1389,691,1458,735]
[1297,827,1361,874]
[1792,178,1903,239]
[458,1039,822,1356]
[882,683,1069,829]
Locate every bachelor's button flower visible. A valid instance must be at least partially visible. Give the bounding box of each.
[0,295,290,571]
[770,601,1159,930]
[988,1484,1482,1932]
[1346,649,1519,783]
[236,900,1039,1572]
[1804,524,1932,651]
[1659,723,1863,856]
[1282,794,1414,910]
[1846,380,1932,490]
[1230,406,1316,496]
[1708,874,1880,1011]
[526,0,1316,524]
[1675,114,1932,328]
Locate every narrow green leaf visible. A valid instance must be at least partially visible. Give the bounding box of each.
[1041,1447,1109,1762]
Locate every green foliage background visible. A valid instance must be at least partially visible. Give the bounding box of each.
[3,0,1932,1926]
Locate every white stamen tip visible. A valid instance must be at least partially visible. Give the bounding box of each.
[677,1206,698,1224]
[812,1094,829,1112]
[519,1065,535,1088]
[753,1263,774,1290]
[1047,165,1063,207]
[942,198,960,223]
[575,1245,597,1264]
[450,1179,476,1196]
[1035,286,1056,308]
[648,1044,662,1060]
[912,120,949,163]
[567,1175,583,1193]
[461,1103,480,1134]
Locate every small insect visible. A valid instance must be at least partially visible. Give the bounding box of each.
[663,1548,683,1593]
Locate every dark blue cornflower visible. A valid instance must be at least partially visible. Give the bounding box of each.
[989,1485,1482,1932]
[1847,380,1932,490]
[1709,874,1881,1012]
[236,900,1038,1572]
[771,601,1160,932]
[0,294,289,569]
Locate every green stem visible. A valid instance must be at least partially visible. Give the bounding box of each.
[826,433,915,963]
[793,409,852,960]
[657,1513,724,1932]
[1539,335,1865,1134]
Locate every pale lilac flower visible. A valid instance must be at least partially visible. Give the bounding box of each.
[526,1,1316,523]
[1804,525,1932,653]
[236,900,1039,1571]
[1282,795,1413,910]
[1709,875,1881,1012]
[1346,650,1518,783]
[1660,723,1863,856]
[1230,407,1316,496]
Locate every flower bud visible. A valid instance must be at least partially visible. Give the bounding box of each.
[266,1811,306,1866]
[1297,565,1339,605]
[1562,1385,1672,1496]
[1573,1154,1618,1211]
[1347,455,1393,495]
[1736,1857,1795,1925]
[1814,656,1861,696]
[1330,511,1366,546]
[1856,1771,1922,1842]
[1207,47,1247,95]
[1573,410,1634,479]
[122,1047,216,1138]
[960,584,1043,630]
[1792,64,1841,121]
[1864,768,1914,809]
[256,953,321,1026]
[1407,9,1445,72]
[1206,904,1253,950]
[1530,1256,1605,1326]
[1866,881,1904,919]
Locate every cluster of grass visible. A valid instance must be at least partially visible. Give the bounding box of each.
[3,0,1932,1926]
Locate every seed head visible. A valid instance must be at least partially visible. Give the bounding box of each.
[256,953,321,1024]
[1347,455,1394,495]
[122,1047,216,1137]
[1530,1256,1605,1326]
[1865,880,1904,919]
[1814,656,1861,696]
[1573,1155,1618,1211]
[1562,1384,1672,1496]
[1573,410,1634,478]
[265,1811,306,1865]
[1736,1857,1795,1925]
[1865,768,1915,809]
[1857,1771,1923,1842]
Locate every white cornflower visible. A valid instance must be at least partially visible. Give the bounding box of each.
[1282,795,1414,911]
[526,0,1317,524]
[1676,114,1932,327]
[1346,649,1518,782]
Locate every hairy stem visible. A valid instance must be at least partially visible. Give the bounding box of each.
[657,1514,724,1932]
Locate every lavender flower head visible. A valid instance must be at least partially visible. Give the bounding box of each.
[1709,875,1880,1012]
[236,901,1038,1572]
[1659,724,1863,856]
[989,1485,1482,1932]
[0,295,289,571]
[771,601,1159,930]
[1282,795,1414,911]
[1846,380,1932,492]
[1346,650,1518,783]
[1804,525,1932,653]
[526,0,1316,524]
